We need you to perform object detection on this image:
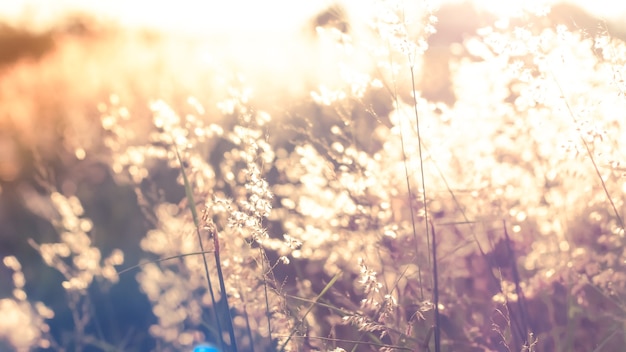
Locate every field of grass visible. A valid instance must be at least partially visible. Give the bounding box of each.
[1,1,626,351]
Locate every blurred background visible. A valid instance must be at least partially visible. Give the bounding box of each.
[0,0,625,350]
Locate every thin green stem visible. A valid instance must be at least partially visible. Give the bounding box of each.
[408,57,439,352]
[386,40,425,300]
[174,146,231,351]
[117,250,215,275]
[550,71,625,232]
[278,271,342,352]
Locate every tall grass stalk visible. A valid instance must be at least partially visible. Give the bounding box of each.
[550,71,625,233]
[428,221,441,352]
[406,47,440,351]
[503,221,531,350]
[174,146,237,352]
[260,248,273,347]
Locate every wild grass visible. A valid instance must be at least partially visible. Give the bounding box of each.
[1,1,626,351]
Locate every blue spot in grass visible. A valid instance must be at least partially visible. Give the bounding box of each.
[192,343,221,352]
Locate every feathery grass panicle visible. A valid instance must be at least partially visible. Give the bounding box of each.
[3,1,626,351]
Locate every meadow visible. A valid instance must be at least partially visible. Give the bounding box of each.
[1,1,625,351]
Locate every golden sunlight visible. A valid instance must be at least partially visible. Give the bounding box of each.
[2,0,626,350]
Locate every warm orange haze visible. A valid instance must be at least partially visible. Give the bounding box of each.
[1,1,625,351]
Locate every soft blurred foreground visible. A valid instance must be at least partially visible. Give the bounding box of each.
[1,1,626,351]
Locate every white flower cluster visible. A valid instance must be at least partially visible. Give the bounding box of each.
[1,256,54,351]
[33,192,124,293]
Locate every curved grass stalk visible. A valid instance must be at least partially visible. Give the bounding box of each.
[117,250,215,275]
[276,334,415,351]
[278,271,342,352]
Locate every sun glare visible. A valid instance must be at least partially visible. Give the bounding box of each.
[1,0,625,35]
[2,0,626,350]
